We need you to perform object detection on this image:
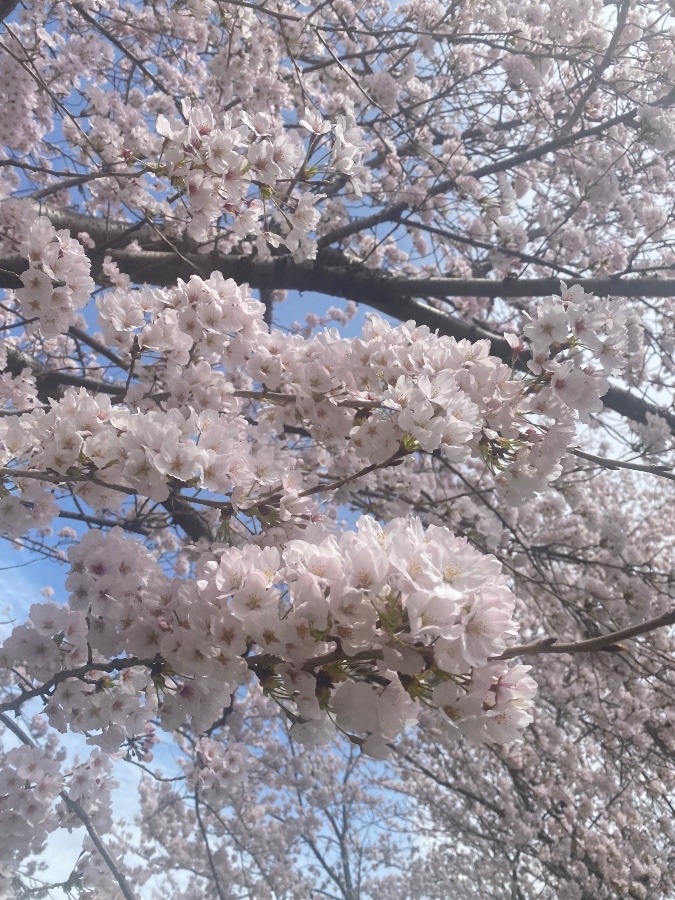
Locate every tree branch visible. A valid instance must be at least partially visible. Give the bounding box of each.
[0,713,139,900]
[317,108,639,248]
[193,789,227,900]
[3,219,674,439]
[498,608,675,660]
[0,654,161,714]
[572,448,675,482]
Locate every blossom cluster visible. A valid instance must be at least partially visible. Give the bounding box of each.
[0,517,536,764]
[524,281,641,384]
[97,267,267,363]
[14,217,95,338]
[0,365,38,412]
[245,315,499,461]
[492,282,641,503]
[0,277,500,529]
[1,275,639,545]
[190,736,247,798]
[0,739,121,886]
[0,745,62,872]
[151,100,366,254]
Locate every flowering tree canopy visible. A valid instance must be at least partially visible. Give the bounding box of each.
[0,0,674,896]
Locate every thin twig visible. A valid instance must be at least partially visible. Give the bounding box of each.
[0,466,138,495]
[572,448,675,482]
[193,789,227,900]
[0,654,161,714]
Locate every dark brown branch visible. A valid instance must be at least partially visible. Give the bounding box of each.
[162,495,213,542]
[69,324,128,368]
[58,509,152,534]
[5,245,674,301]
[3,344,126,402]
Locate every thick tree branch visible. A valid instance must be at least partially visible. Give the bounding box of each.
[4,244,674,302]
[3,221,675,298]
